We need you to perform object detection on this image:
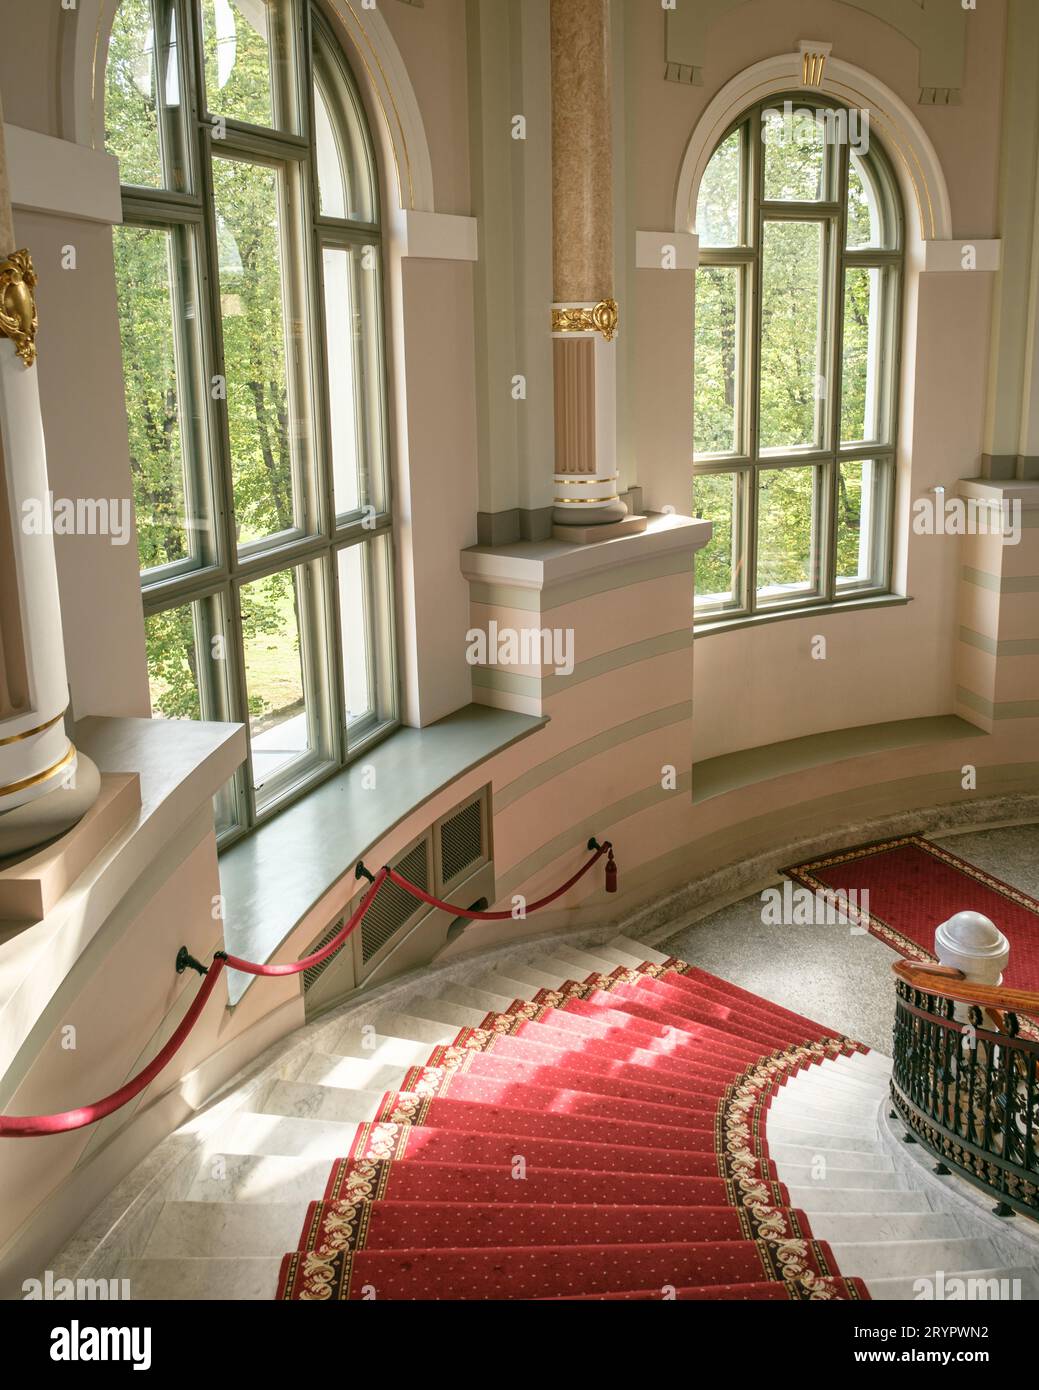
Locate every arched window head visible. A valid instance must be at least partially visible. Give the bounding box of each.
[692,97,903,621]
[105,1,397,840]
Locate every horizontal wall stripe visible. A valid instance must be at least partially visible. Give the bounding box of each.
[469,548,693,614]
[961,566,1039,593]
[470,628,692,700]
[959,627,1039,656]
[956,686,1039,720]
[496,701,693,811]
[496,770,693,898]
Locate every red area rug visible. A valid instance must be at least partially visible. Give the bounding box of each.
[276,956,870,1302]
[782,833,1039,993]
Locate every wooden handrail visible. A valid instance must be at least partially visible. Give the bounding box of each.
[892,958,1039,1016]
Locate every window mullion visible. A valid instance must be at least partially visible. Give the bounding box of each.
[747,105,766,615]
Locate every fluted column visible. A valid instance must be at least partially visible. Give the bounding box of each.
[550,0,629,532]
[0,100,98,856]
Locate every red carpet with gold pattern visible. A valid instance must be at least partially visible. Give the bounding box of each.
[783,834,1039,992]
[276,956,871,1301]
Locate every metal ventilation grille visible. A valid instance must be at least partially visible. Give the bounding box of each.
[302,919,347,994]
[361,840,430,964]
[440,798,484,884]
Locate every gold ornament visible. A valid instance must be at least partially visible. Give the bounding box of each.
[0,250,39,367]
[552,297,619,342]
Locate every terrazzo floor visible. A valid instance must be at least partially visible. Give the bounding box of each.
[659,823,1039,1054]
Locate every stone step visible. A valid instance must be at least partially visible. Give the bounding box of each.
[185,1151,349,1205]
[766,1121,881,1149]
[829,1237,1004,1281]
[206,1109,362,1160]
[326,1029,439,1069]
[143,1201,306,1259]
[775,1164,912,1190]
[295,1053,411,1093]
[787,1187,933,1214]
[118,1257,282,1301]
[805,1211,965,1245]
[867,1266,1039,1301]
[770,1142,894,1171]
[258,1079,384,1126]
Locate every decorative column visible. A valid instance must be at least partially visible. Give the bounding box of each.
[934,910,1010,1028]
[549,0,643,540]
[0,103,98,857]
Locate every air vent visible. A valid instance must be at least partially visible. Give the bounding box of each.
[439,797,485,886]
[302,919,347,994]
[360,839,430,963]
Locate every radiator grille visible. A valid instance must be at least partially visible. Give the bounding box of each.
[360,840,430,964]
[302,919,347,994]
[439,798,484,884]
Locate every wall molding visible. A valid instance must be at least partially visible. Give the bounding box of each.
[636,230,698,271]
[922,239,1002,273]
[399,210,478,261]
[4,125,122,226]
[665,0,969,103]
[673,52,953,244]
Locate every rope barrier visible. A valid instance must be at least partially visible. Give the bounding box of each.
[0,840,614,1138]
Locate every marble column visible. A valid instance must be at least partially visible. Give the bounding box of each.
[0,101,99,856]
[549,0,637,536]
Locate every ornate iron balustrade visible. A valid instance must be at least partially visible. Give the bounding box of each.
[891,966,1039,1220]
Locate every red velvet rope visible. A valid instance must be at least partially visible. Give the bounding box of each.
[385,842,610,920]
[0,848,607,1137]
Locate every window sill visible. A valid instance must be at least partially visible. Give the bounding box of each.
[694,592,912,638]
[217,703,547,1005]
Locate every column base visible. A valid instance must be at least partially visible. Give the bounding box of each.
[552,514,649,545]
[0,753,101,858]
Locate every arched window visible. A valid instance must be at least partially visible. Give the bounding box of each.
[693,97,903,621]
[105,0,397,839]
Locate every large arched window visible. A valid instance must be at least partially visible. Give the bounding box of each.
[105,0,397,841]
[693,97,903,621]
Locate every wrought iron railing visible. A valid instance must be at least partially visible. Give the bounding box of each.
[890,959,1039,1220]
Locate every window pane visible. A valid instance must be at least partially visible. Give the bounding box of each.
[847,154,881,249]
[694,266,741,456]
[241,567,310,788]
[314,60,377,225]
[756,466,818,601]
[762,106,826,202]
[202,0,282,129]
[693,472,740,609]
[323,245,388,517]
[114,224,199,573]
[213,156,302,546]
[695,128,741,248]
[337,535,397,737]
[145,603,204,720]
[842,267,885,445]
[837,459,889,588]
[759,220,825,452]
[315,80,347,220]
[105,0,186,190]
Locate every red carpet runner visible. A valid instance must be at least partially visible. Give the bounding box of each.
[277,955,871,1301]
[783,833,1039,993]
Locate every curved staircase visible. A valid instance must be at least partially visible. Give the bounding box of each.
[77,937,1039,1301]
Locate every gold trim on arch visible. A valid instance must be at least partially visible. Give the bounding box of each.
[0,743,77,799]
[0,708,67,748]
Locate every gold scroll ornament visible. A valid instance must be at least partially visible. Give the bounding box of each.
[0,250,38,367]
[552,297,619,343]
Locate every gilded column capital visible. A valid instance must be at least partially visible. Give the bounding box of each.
[551,298,619,342]
[0,249,38,367]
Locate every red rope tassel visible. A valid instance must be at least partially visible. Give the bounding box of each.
[605,846,618,893]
